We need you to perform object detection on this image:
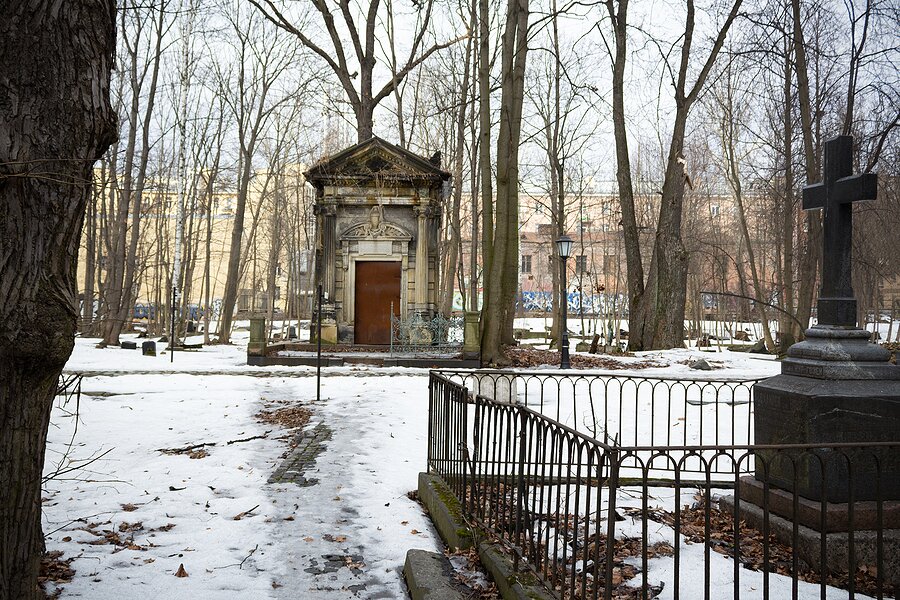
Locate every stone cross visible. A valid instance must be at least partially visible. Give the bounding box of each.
[802,135,877,326]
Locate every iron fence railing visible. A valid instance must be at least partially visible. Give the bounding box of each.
[427,372,897,600]
[390,311,463,355]
[434,369,761,474]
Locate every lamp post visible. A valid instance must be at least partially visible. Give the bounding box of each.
[555,234,573,369]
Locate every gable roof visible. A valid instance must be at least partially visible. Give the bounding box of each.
[304,136,451,189]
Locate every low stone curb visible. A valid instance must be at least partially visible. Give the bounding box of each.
[417,472,474,551]
[417,472,556,600]
[403,549,469,600]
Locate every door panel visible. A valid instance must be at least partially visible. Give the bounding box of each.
[354,261,401,345]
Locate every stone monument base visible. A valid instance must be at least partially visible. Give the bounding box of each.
[721,483,900,587]
[754,325,900,503]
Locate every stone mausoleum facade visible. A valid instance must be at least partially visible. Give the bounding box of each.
[305,137,450,345]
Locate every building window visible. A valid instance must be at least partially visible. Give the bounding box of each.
[710,204,720,217]
[578,220,592,233]
[604,254,617,274]
[521,254,532,274]
[575,255,588,274]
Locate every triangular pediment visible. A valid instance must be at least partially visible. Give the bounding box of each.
[305,137,450,188]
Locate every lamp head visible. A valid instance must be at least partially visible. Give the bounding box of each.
[555,234,574,259]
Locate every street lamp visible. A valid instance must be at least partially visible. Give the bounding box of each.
[555,234,573,369]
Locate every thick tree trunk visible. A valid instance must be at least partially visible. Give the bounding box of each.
[481,0,528,365]
[634,110,691,349]
[0,3,116,598]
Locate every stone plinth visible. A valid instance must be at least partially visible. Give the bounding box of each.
[754,325,900,503]
[463,311,480,360]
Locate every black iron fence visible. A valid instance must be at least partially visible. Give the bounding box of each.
[390,311,464,355]
[434,369,760,478]
[428,372,897,600]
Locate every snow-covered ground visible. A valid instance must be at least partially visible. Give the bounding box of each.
[46,339,441,599]
[44,333,861,599]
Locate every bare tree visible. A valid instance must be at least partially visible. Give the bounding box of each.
[603,0,743,350]
[708,58,776,350]
[480,0,530,365]
[215,5,299,343]
[98,0,169,346]
[249,0,464,142]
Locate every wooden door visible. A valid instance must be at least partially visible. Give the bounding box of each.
[354,261,401,345]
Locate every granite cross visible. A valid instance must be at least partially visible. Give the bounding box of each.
[802,135,878,327]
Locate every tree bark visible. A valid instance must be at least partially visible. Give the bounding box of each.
[604,0,646,348]
[791,0,821,337]
[481,0,529,365]
[0,3,116,598]
[478,0,493,320]
[780,36,796,349]
[440,11,474,317]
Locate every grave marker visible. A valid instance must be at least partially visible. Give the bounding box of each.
[743,134,900,584]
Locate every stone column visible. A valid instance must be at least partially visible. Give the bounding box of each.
[318,204,337,301]
[414,205,429,311]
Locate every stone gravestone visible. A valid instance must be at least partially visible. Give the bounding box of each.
[248,316,266,357]
[743,135,900,583]
[141,341,156,357]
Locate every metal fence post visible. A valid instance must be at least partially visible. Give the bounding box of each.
[603,450,620,600]
[514,405,528,571]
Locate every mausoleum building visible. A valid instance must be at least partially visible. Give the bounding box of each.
[306,137,450,345]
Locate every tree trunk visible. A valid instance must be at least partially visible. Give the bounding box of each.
[606,0,646,349]
[478,0,493,322]
[82,170,100,333]
[481,0,529,365]
[780,37,796,350]
[791,0,821,337]
[0,3,116,598]
[440,16,473,317]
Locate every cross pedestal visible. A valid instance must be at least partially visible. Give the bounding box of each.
[741,135,900,586]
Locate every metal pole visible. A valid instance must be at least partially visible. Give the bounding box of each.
[560,256,570,369]
[316,283,322,403]
[170,285,176,363]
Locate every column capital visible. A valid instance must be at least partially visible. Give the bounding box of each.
[314,203,337,217]
[413,203,438,219]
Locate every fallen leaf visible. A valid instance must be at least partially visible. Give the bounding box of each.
[174,564,188,578]
[410,529,421,535]
[303,537,314,542]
